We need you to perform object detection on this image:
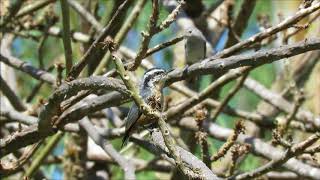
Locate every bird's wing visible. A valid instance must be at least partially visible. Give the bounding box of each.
[122,103,141,147]
[125,103,141,130]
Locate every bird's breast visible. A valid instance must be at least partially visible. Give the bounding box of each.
[146,93,162,110]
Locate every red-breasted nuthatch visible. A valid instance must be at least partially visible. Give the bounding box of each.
[122,68,167,147]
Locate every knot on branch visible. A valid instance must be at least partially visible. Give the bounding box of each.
[100,36,119,52]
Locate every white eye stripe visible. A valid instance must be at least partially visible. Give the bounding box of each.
[144,69,165,78]
[142,68,166,88]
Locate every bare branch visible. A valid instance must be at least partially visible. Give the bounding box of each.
[214,2,320,58]
[1,141,42,176]
[233,133,320,179]
[79,117,136,180]
[67,0,103,31]
[38,76,128,135]
[179,118,320,179]
[244,78,320,129]
[66,0,131,80]
[166,38,320,85]
[16,0,56,18]
[60,0,73,74]
[0,76,26,111]
[0,35,56,85]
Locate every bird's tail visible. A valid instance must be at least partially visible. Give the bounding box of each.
[121,121,137,148]
[121,131,130,148]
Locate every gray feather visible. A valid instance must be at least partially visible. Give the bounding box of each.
[185,27,207,64]
[122,103,141,147]
[125,103,141,131]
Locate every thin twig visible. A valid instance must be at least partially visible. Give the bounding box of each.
[0,35,56,85]
[211,121,245,162]
[66,0,131,80]
[227,144,250,177]
[24,132,64,178]
[166,67,252,120]
[225,0,257,47]
[60,0,73,74]
[0,0,24,27]
[1,141,42,176]
[281,90,304,133]
[16,0,56,18]
[214,2,320,59]
[284,11,320,43]
[156,0,185,32]
[37,36,47,69]
[232,133,320,180]
[128,0,160,71]
[244,78,320,129]
[1,106,38,125]
[67,0,103,31]
[202,0,224,18]
[26,66,55,103]
[93,0,147,75]
[79,117,136,180]
[211,73,249,122]
[128,0,185,71]
[0,76,26,111]
[145,35,184,57]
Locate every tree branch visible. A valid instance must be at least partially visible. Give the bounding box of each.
[166,38,320,85]
[60,0,73,74]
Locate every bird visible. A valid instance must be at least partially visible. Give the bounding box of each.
[122,68,167,147]
[184,27,207,65]
[184,27,207,90]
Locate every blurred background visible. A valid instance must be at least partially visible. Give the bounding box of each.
[1,0,319,179]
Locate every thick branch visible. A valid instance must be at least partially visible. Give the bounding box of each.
[38,76,128,134]
[1,107,37,125]
[166,38,320,85]
[132,130,222,180]
[0,91,127,155]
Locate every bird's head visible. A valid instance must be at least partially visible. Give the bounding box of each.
[142,68,167,90]
[184,27,206,40]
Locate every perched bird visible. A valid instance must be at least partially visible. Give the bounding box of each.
[122,68,167,147]
[184,27,207,65]
[184,27,207,90]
